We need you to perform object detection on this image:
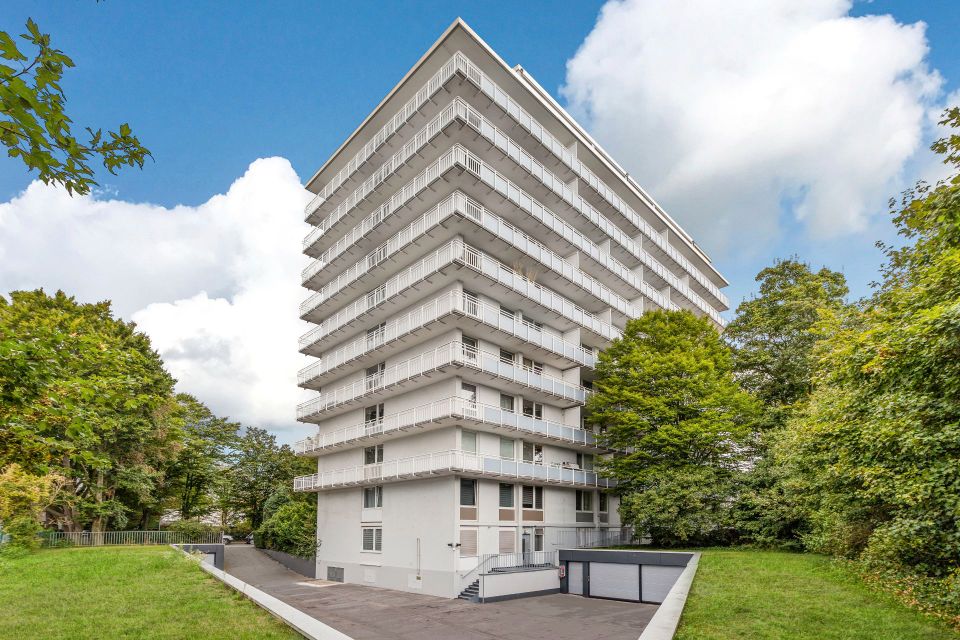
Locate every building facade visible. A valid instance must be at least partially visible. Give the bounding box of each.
[293,19,729,598]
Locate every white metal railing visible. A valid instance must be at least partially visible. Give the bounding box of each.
[293,395,603,455]
[293,449,615,492]
[303,51,726,310]
[304,56,462,221]
[447,101,725,325]
[299,290,595,384]
[451,52,728,309]
[38,530,224,547]
[554,527,635,548]
[460,551,558,590]
[296,340,587,420]
[298,237,620,351]
[303,99,458,253]
[300,177,652,324]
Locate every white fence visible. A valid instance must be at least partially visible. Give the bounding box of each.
[38,530,224,547]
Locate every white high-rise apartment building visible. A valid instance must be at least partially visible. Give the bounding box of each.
[293,19,728,598]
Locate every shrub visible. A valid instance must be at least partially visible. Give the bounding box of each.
[256,501,317,558]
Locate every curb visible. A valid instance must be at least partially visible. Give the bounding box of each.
[176,546,353,640]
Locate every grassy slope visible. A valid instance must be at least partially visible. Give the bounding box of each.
[0,546,299,640]
[676,550,958,640]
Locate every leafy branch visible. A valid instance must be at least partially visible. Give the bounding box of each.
[0,18,151,195]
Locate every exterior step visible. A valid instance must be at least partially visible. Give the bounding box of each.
[457,579,480,602]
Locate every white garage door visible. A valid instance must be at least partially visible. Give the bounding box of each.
[589,562,640,601]
[567,561,584,595]
[642,565,685,603]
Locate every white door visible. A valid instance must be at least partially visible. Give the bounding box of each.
[567,561,584,595]
[589,562,640,601]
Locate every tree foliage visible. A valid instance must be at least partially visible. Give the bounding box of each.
[0,289,177,531]
[589,310,759,545]
[779,107,960,578]
[1,19,150,195]
[256,488,317,558]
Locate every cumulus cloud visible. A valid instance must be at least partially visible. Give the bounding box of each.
[562,0,944,252]
[0,158,312,438]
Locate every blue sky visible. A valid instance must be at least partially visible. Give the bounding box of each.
[2,1,957,434]
[3,1,957,302]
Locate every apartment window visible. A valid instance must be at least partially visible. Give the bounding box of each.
[460,382,477,403]
[364,403,384,425]
[577,453,595,471]
[500,394,515,413]
[521,356,543,374]
[499,529,516,553]
[363,486,383,508]
[522,399,543,419]
[461,430,477,454]
[500,437,515,460]
[462,335,478,362]
[367,241,388,268]
[361,527,382,552]
[364,444,384,465]
[522,442,543,464]
[460,479,477,507]
[521,315,543,331]
[522,485,543,510]
[576,490,593,512]
[499,483,514,508]
[500,305,516,320]
[534,528,544,552]
[499,348,515,365]
[599,493,608,514]
[366,285,385,308]
[366,322,386,348]
[462,290,480,316]
[366,362,385,390]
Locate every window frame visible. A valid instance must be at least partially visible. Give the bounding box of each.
[363,485,383,508]
[460,478,477,507]
[361,526,383,552]
[522,485,544,510]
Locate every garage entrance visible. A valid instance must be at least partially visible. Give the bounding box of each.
[559,549,691,604]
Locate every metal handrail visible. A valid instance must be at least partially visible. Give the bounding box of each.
[292,450,615,492]
[298,236,620,352]
[304,51,727,309]
[298,290,595,384]
[293,395,604,455]
[296,340,588,421]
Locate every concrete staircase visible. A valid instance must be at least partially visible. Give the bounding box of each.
[457,579,479,602]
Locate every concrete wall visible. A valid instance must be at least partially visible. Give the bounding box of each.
[262,548,316,578]
[479,568,560,602]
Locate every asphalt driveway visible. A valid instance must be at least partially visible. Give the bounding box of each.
[224,545,657,640]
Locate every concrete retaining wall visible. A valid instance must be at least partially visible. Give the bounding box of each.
[261,548,316,578]
[479,568,560,602]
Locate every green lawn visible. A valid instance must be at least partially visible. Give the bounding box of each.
[0,546,299,640]
[676,550,958,640]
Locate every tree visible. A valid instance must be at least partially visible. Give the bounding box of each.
[256,488,318,557]
[0,289,178,532]
[725,258,848,430]
[0,464,64,550]
[220,427,311,529]
[162,394,239,521]
[1,19,150,195]
[588,310,759,546]
[780,107,960,576]
[723,259,849,546]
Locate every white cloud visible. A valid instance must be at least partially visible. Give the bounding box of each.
[0,158,312,438]
[562,0,944,253]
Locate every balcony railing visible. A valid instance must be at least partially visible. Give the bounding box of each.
[554,527,636,549]
[304,55,462,222]
[296,340,588,420]
[298,237,620,352]
[303,51,727,310]
[301,177,653,325]
[293,449,615,492]
[447,101,725,326]
[451,52,728,309]
[299,290,595,384]
[294,395,604,455]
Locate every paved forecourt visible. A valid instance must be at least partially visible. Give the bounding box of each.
[224,545,657,640]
